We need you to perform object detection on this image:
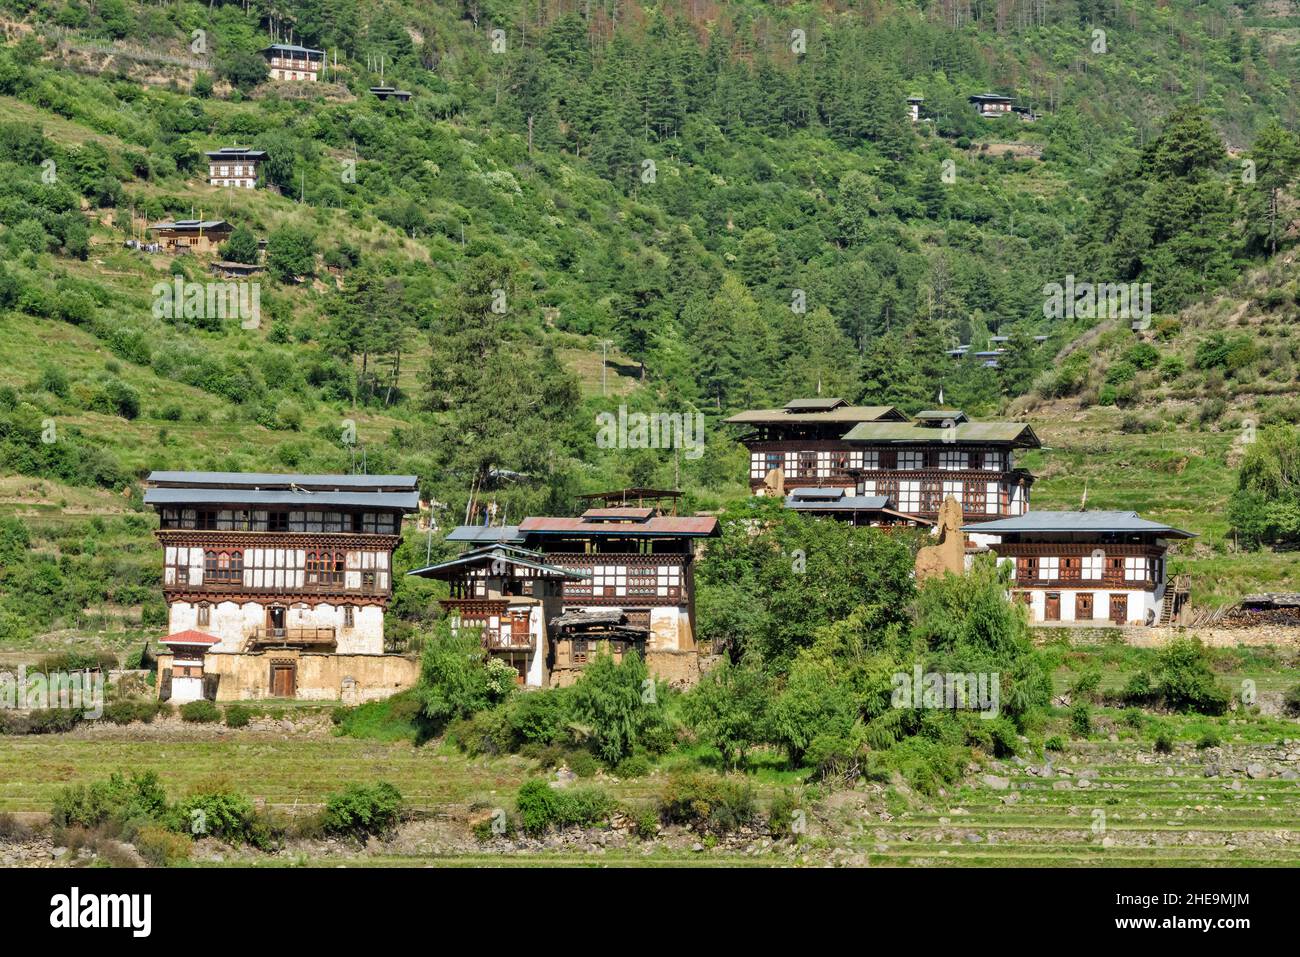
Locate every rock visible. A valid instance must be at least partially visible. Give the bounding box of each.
[1002,792,1021,805]
[1281,770,1298,781]
[964,832,983,843]
[981,774,1010,791]
[1101,836,1115,848]
[1076,778,1091,789]
[1247,763,1267,780]
[1204,764,1220,778]
[1052,781,1072,791]
[691,843,704,852]
[51,847,67,858]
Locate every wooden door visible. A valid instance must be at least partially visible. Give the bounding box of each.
[1044,593,1061,621]
[1076,593,1094,621]
[1109,594,1128,624]
[270,662,296,697]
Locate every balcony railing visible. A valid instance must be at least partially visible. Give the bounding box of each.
[247,627,336,648]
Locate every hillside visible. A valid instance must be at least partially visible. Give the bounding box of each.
[2,0,1300,642]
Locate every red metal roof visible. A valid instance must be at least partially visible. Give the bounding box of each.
[581,507,655,520]
[161,629,221,646]
[519,515,719,536]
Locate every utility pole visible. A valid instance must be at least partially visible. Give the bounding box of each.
[600,340,613,396]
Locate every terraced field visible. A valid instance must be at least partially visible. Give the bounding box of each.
[856,742,1300,867]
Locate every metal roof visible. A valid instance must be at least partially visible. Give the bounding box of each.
[147,471,417,490]
[445,525,524,543]
[963,511,1194,537]
[784,398,846,411]
[724,405,908,426]
[264,44,325,55]
[581,507,654,520]
[788,487,848,500]
[518,515,719,537]
[408,545,589,580]
[143,488,418,511]
[915,410,968,423]
[841,421,1041,447]
[205,147,267,158]
[786,494,892,510]
[161,629,220,646]
[148,220,229,231]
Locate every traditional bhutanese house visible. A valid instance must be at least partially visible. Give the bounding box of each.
[407,544,587,687]
[438,498,719,686]
[263,43,325,82]
[144,471,421,702]
[907,96,924,122]
[725,398,909,494]
[206,147,266,189]
[969,93,1013,117]
[727,399,1039,531]
[147,219,232,255]
[840,411,1040,535]
[965,511,1194,627]
[158,630,220,703]
[783,487,933,528]
[369,86,412,102]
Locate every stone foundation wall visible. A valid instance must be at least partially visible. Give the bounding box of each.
[1032,624,1300,649]
[158,651,418,703]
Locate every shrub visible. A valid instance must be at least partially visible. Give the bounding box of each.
[417,625,507,725]
[566,750,599,778]
[1153,728,1175,753]
[613,754,652,778]
[514,778,616,835]
[52,771,168,835]
[25,709,82,734]
[1068,667,1102,704]
[224,704,252,728]
[1284,684,1300,717]
[180,700,221,723]
[766,789,805,839]
[322,782,403,839]
[103,699,163,725]
[1044,735,1065,752]
[1148,637,1230,715]
[1069,702,1092,737]
[658,772,756,834]
[1196,729,1221,749]
[133,825,191,867]
[170,783,269,847]
[505,686,574,747]
[681,656,769,769]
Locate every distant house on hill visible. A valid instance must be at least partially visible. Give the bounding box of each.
[966,511,1194,627]
[369,86,412,102]
[147,219,232,255]
[205,147,266,189]
[263,43,325,82]
[969,93,1013,117]
[907,96,924,122]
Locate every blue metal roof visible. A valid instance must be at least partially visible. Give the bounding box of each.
[143,488,418,511]
[963,511,1194,537]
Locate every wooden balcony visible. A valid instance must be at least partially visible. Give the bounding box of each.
[247,627,336,648]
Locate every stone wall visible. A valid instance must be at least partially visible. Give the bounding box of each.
[157,651,418,703]
[645,649,701,689]
[1031,623,1300,649]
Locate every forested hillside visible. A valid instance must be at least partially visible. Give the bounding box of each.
[2,0,1300,641]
